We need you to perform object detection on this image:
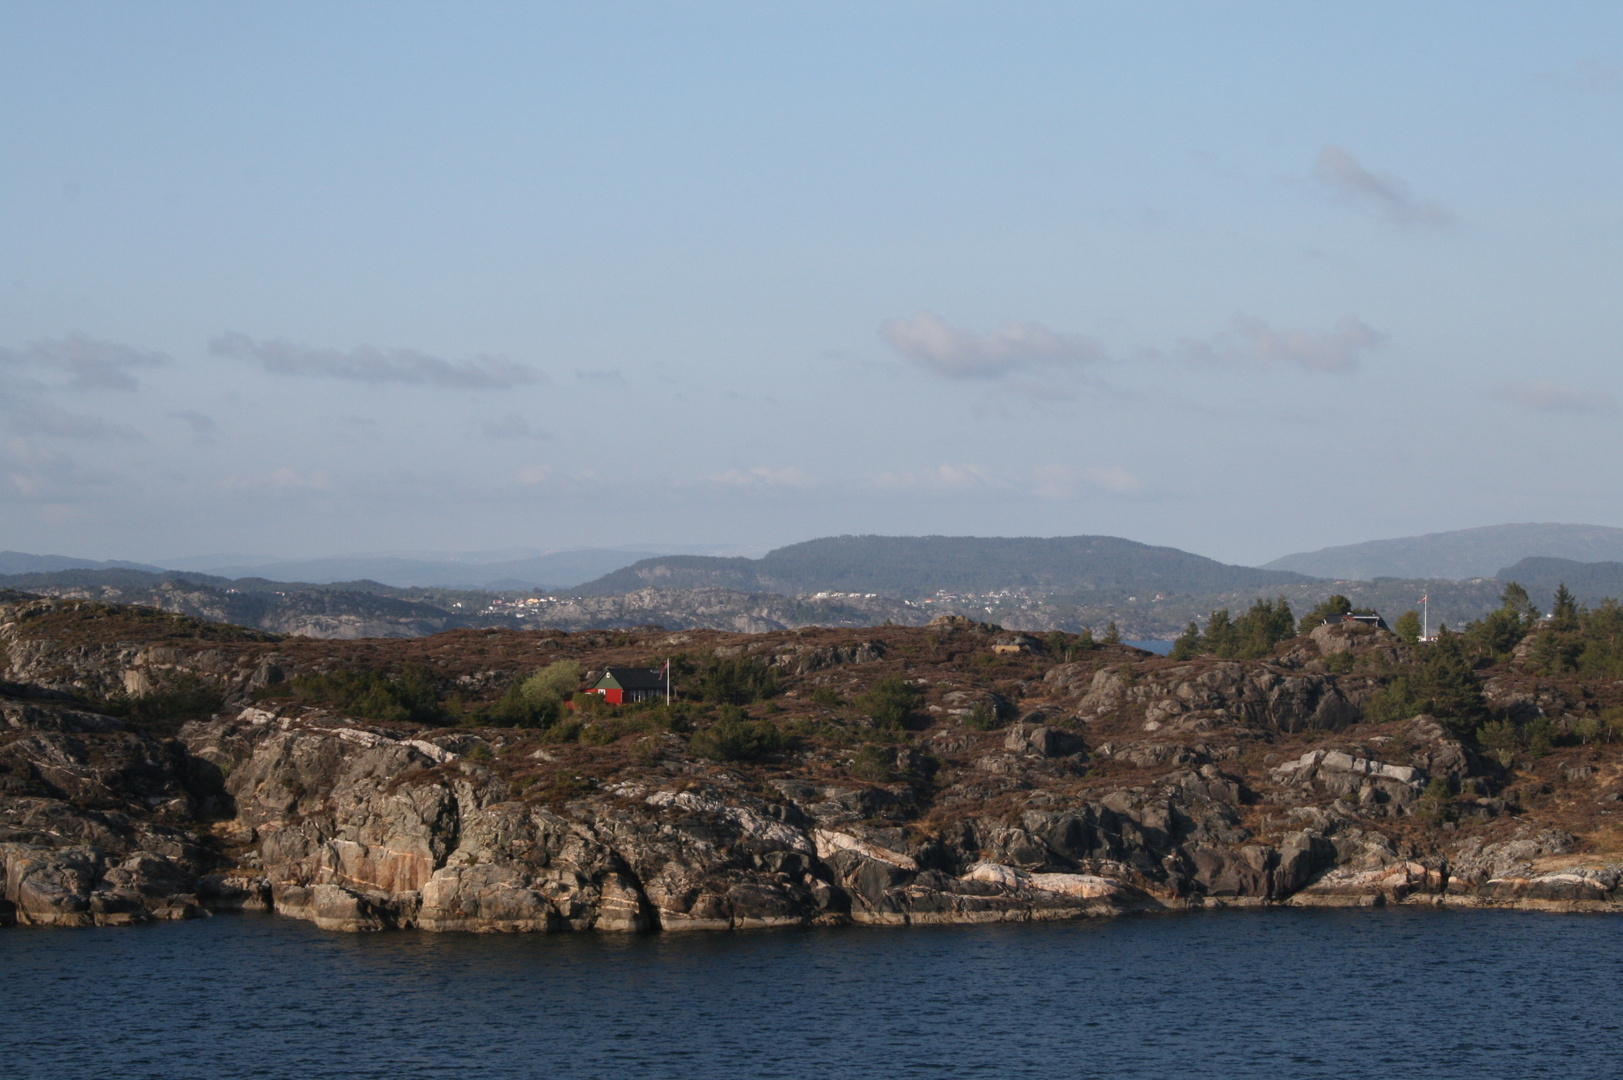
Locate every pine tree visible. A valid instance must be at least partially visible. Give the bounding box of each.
[1552,583,1580,631]
[1169,620,1202,661]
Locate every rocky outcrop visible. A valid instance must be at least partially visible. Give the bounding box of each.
[1049,659,1364,734]
[5,602,1623,934]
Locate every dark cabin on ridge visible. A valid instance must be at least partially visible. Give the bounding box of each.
[1323,613,1391,632]
[593,667,665,704]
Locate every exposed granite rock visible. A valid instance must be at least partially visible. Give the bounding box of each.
[5,599,1623,934]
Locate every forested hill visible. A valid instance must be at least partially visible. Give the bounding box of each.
[1495,557,1623,608]
[1263,523,1623,581]
[572,535,1318,598]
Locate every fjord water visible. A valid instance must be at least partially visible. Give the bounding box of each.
[4,910,1619,1079]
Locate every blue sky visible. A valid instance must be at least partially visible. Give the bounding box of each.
[2,2,1620,565]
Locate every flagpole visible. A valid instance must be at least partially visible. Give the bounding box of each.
[666,657,671,706]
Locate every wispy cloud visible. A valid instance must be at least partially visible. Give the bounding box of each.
[210,333,542,389]
[880,311,1106,380]
[220,467,332,492]
[0,398,141,440]
[480,413,550,440]
[1313,146,1453,228]
[2,438,112,497]
[709,465,813,488]
[1179,314,1384,373]
[1033,464,1142,501]
[0,333,167,392]
[1491,381,1615,413]
[870,463,996,493]
[170,409,216,436]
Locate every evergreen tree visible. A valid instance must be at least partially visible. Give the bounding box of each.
[1203,609,1237,656]
[1552,583,1580,631]
[1500,582,1538,623]
[1169,620,1202,661]
[1102,621,1121,645]
[1393,610,1421,644]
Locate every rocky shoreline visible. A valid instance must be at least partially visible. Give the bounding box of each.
[5,595,1623,933]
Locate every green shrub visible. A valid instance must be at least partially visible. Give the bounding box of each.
[691,717,786,762]
[541,719,584,744]
[481,684,561,729]
[1362,631,1488,734]
[519,660,583,703]
[807,687,844,708]
[854,676,921,729]
[269,665,442,725]
[962,702,1004,731]
[690,656,780,705]
[1523,716,1554,757]
[850,743,896,782]
[1477,719,1518,768]
[1416,778,1456,823]
[100,673,224,736]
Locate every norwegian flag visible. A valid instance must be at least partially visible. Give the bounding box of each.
[660,659,670,680]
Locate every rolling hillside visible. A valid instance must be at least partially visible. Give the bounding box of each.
[574,534,1318,598]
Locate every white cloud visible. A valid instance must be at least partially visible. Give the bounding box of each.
[709,466,813,488]
[210,333,542,389]
[880,311,1106,380]
[1313,146,1453,228]
[514,465,553,485]
[1491,381,1614,413]
[870,463,995,493]
[0,334,167,392]
[1179,314,1384,373]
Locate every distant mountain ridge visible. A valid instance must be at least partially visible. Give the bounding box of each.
[573,534,1318,598]
[159,548,671,590]
[0,551,165,576]
[1262,523,1623,581]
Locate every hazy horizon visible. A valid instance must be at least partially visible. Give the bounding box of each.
[5,5,1620,566]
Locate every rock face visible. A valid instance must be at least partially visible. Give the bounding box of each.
[4,594,1623,933]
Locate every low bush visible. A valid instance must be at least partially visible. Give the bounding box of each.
[690,656,780,705]
[257,665,442,725]
[962,702,1004,731]
[854,676,921,729]
[850,744,896,782]
[99,673,224,736]
[691,717,786,762]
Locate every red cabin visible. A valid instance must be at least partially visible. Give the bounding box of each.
[592,667,666,704]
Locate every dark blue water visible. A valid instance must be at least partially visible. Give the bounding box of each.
[1124,640,1174,655]
[3,909,1619,1079]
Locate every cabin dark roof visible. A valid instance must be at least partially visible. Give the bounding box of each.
[1324,613,1391,631]
[595,667,665,691]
